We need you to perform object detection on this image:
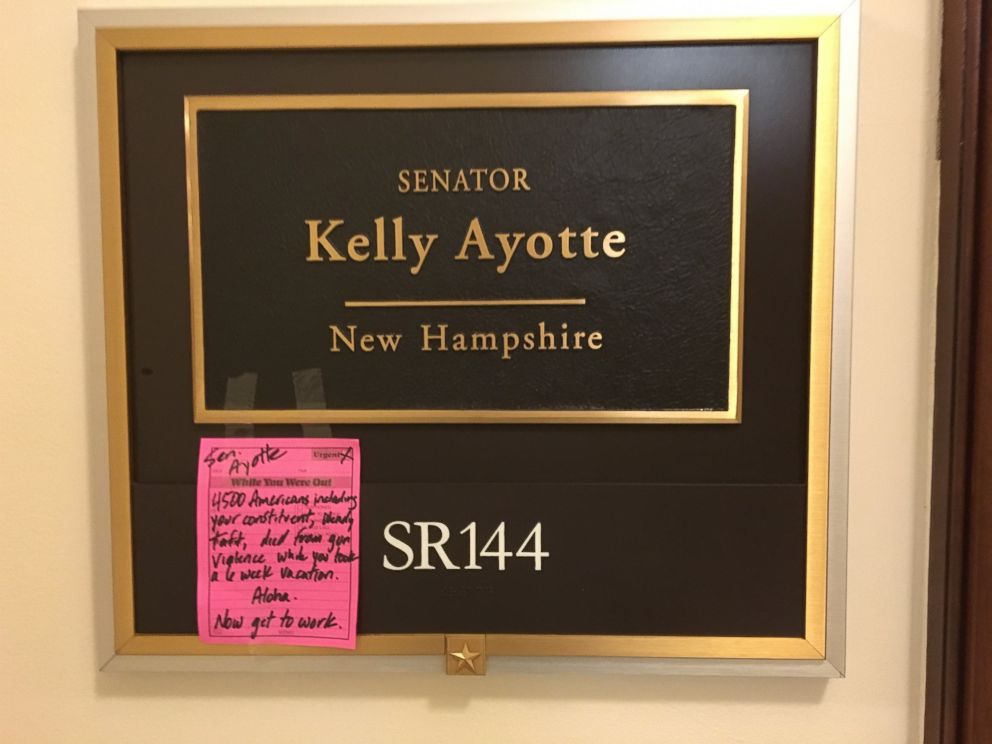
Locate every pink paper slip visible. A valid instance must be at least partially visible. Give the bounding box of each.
[196,438,360,648]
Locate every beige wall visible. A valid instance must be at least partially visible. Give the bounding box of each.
[0,0,939,741]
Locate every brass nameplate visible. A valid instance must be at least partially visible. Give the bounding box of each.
[185,91,748,424]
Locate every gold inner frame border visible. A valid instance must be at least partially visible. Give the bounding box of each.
[184,89,748,425]
[96,15,839,662]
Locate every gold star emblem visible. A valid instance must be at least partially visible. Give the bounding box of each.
[449,642,481,673]
[445,634,486,675]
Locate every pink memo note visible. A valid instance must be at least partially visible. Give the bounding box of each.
[196,438,360,648]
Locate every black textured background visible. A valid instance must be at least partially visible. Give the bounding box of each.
[119,40,817,638]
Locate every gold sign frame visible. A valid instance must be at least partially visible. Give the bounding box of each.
[96,15,840,665]
[185,89,749,425]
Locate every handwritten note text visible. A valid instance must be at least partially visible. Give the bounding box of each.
[196,438,360,648]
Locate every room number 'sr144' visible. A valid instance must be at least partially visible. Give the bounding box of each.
[382,521,549,571]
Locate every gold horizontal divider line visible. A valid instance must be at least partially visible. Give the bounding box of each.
[344,298,587,308]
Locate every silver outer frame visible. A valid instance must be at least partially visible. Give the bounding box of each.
[79,0,860,677]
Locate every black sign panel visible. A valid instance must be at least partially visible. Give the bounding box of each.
[107,27,831,661]
[188,94,744,421]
